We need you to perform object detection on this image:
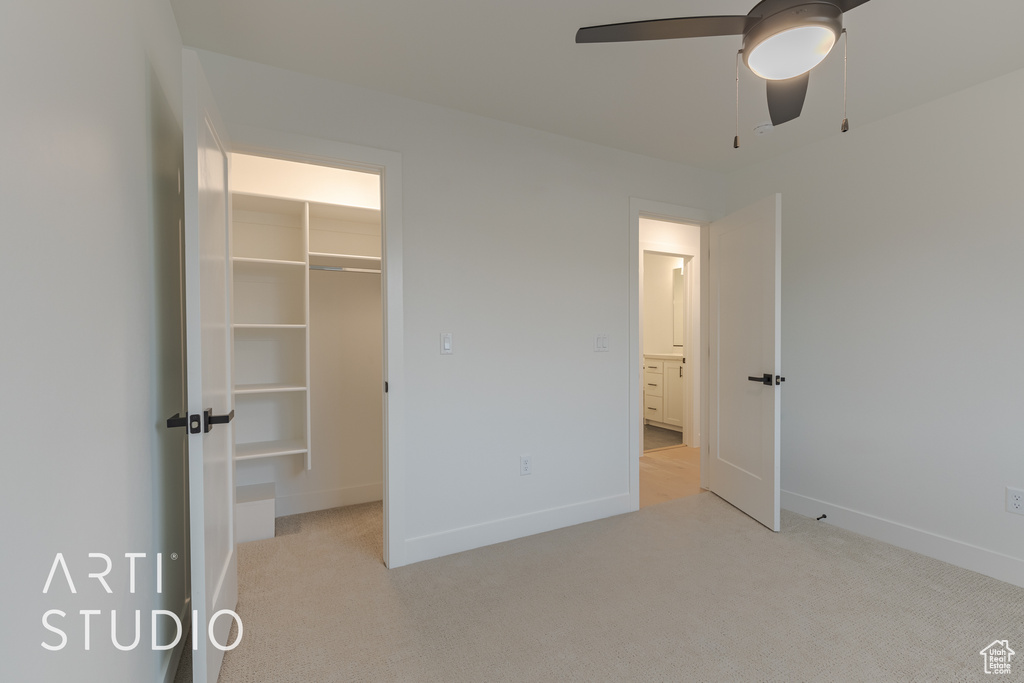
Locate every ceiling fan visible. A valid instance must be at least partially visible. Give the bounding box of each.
[576,0,871,128]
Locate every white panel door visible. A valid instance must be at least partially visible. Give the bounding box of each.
[182,49,238,683]
[708,194,782,531]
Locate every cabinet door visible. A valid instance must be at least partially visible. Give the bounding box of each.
[663,361,685,428]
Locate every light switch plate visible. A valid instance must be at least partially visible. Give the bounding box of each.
[441,332,453,355]
[594,334,609,352]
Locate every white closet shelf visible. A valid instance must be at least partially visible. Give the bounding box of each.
[234,383,307,395]
[308,251,380,261]
[233,323,306,329]
[235,439,308,461]
[309,252,381,269]
[233,256,306,267]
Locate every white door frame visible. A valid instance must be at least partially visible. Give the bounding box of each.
[629,198,712,510]
[228,126,407,568]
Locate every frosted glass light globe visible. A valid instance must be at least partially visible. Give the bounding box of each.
[747,25,837,80]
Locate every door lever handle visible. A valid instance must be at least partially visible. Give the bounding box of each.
[203,408,234,433]
[167,413,202,434]
[167,413,188,429]
[748,374,786,386]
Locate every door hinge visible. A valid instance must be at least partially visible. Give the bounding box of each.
[384,381,389,393]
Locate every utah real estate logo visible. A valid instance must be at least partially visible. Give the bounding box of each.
[980,640,1014,675]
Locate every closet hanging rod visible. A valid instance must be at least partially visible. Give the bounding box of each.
[309,265,381,274]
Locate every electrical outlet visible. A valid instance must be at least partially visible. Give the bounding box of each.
[520,456,532,476]
[1007,487,1024,515]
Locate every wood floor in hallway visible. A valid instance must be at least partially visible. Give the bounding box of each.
[639,445,702,508]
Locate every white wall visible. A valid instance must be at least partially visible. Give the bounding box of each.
[195,50,724,561]
[232,153,380,209]
[1,0,187,679]
[642,253,684,356]
[727,67,1024,586]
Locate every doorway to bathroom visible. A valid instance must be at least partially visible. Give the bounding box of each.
[638,215,702,508]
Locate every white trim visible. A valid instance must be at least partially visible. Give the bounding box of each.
[405,495,632,565]
[276,484,384,517]
[644,419,683,433]
[782,490,1024,588]
[630,198,712,510]
[225,125,407,568]
[699,223,710,491]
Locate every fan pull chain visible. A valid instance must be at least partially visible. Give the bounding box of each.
[734,50,742,149]
[841,29,849,133]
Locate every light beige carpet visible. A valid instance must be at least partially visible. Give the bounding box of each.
[177,494,1024,682]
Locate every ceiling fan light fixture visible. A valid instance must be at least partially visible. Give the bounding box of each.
[747,25,836,80]
[742,3,843,80]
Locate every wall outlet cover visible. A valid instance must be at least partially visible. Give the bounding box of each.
[1007,487,1024,515]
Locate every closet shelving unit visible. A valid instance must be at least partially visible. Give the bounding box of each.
[231,194,312,469]
[230,194,382,472]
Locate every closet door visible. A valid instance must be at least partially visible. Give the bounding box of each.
[181,49,238,683]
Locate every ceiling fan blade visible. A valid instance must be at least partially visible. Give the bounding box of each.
[766,73,810,126]
[576,15,748,44]
[834,0,872,11]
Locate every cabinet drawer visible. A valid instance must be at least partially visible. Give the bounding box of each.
[644,359,664,374]
[644,395,663,422]
[644,372,663,397]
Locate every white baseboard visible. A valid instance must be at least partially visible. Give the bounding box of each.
[644,419,683,434]
[404,494,632,565]
[275,483,383,517]
[782,490,1024,589]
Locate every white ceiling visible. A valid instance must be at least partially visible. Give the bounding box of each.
[171,0,1024,173]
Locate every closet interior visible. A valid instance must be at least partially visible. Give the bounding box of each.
[229,154,383,542]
